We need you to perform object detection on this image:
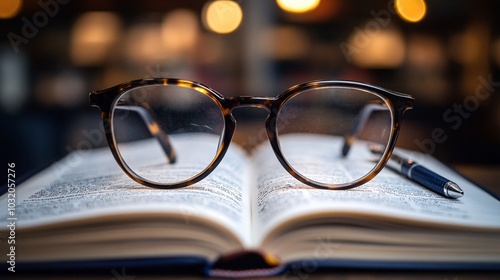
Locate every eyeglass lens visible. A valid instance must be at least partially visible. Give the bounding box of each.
[277,87,392,186]
[112,85,225,184]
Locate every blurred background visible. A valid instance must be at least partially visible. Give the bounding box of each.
[1,0,499,181]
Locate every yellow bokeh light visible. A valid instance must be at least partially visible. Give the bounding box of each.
[203,1,243,34]
[0,0,22,19]
[276,0,320,13]
[348,28,405,68]
[162,9,199,55]
[71,12,122,65]
[395,0,427,23]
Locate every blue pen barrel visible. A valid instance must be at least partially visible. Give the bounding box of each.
[401,162,446,194]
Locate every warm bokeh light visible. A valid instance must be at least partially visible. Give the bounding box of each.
[162,9,199,56]
[407,35,445,68]
[203,0,243,34]
[349,28,405,68]
[70,12,122,66]
[262,26,309,60]
[395,0,427,23]
[125,24,165,65]
[276,0,320,13]
[283,0,341,22]
[0,0,22,19]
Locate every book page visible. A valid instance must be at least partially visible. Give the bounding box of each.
[251,134,500,244]
[0,134,253,246]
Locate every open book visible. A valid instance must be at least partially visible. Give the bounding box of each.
[1,134,500,276]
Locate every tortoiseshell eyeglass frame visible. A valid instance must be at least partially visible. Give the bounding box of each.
[90,78,414,190]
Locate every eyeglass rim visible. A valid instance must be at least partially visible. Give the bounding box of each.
[271,86,402,190]
[90,79,232,189]
[89,78,414,190]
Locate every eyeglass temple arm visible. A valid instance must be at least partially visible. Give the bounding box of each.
[115,102,177,163]
[341,103,388,157]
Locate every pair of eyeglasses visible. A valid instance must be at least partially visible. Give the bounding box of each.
[90,78,414,190]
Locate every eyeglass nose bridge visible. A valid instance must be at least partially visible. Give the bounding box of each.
[224,96,278,112]
[222,95,284,143]
[222,95,282,140]
[223,96,284,136]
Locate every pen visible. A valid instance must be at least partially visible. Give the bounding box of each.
[369,146,464,199]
